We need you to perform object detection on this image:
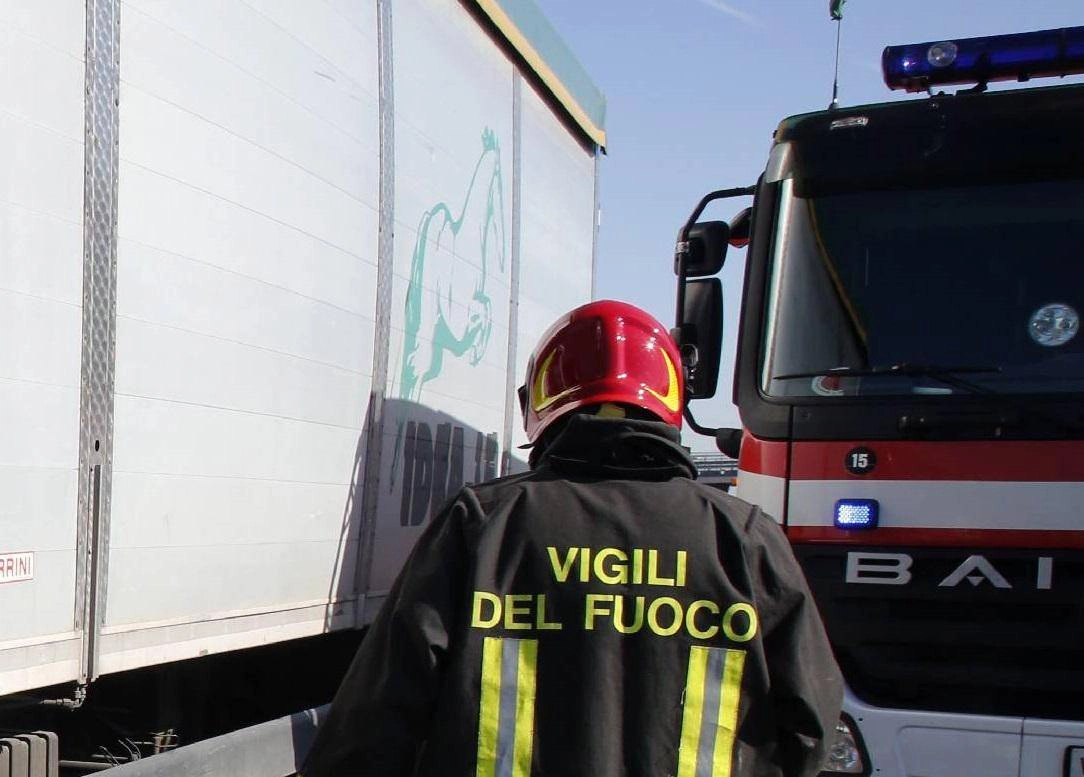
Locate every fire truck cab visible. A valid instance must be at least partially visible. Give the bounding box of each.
[675,27,1084,777]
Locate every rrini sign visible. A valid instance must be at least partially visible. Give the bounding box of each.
[845,552,1054,590]
[0,552,34,584]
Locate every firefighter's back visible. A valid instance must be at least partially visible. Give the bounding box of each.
[418,455,824,777]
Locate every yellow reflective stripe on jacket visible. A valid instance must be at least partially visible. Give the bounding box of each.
[677,646,746,777]
[477,638,503,774]
[476,637,538,777]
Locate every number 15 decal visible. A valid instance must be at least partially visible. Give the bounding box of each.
[845,447,877,476]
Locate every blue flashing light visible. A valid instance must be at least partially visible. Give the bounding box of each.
[834,499,879,530]
[883,26,1084,92]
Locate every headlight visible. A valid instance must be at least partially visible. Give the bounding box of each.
[819,715,868,775]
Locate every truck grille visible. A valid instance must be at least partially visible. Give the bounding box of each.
[793,544,1084,720]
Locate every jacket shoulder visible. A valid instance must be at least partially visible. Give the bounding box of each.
[451,469,542,515]
[689,481,781,537]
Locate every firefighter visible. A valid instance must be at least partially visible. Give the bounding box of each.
[301,300,843,777]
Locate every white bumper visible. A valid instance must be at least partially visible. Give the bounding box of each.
[843,687,1084,777]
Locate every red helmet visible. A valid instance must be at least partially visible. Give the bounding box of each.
[520,300,684,442]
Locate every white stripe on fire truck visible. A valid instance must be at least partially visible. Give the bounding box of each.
[730,471,785,521]
[786,479,1084,530]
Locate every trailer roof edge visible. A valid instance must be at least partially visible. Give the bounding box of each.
[473,0,607,149]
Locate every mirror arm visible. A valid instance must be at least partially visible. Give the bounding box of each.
[674,240,690,333]
[674,185,755,335]
[678,185,757,244]
[715,427,742,459]
[683,404,717,437]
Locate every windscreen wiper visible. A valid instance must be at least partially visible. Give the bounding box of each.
[775,363,1083,434]
[773,363,1002,394]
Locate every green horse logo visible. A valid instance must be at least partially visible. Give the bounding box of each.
[390,128,507,490]
[399,127,507,402]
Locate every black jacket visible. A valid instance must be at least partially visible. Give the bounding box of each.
[302,415,843,777]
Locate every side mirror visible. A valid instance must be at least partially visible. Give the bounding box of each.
[674,221,730,278]
[715,427,742,458]
[678,277,723,399]
[729,207,752,248]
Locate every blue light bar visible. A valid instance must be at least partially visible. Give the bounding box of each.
[883,26,1084,92]
[834,499,879,530]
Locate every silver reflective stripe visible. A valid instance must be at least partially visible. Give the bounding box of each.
[495,638,521,776]
[476,637,538,777]
[695,648,727,777]
[678,646,746,777]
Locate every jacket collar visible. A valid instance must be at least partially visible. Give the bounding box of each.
[530,414,697,480]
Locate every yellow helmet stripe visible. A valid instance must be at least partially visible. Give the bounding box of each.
[531,350,580,412]
[645,347,681,413]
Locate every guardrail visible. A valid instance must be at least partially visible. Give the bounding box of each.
[103,705,328,777]
[1,732,58,777]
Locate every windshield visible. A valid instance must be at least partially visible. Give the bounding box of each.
[762,178,1084,398]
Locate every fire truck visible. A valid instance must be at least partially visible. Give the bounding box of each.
[674,27,1084,777]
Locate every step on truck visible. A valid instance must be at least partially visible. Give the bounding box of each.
[0,0,603,771]
[675,26,1084,777]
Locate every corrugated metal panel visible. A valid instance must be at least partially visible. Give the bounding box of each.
[511,77,596,454]
[365,0,515,599]
[0,0,87,695]
[103,0,378,669]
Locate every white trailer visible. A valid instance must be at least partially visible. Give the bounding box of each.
[0,0,603,766]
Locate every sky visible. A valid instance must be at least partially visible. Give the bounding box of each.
[531,0,1084,450]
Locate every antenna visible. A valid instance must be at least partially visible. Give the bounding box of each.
[829,0,846,109]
